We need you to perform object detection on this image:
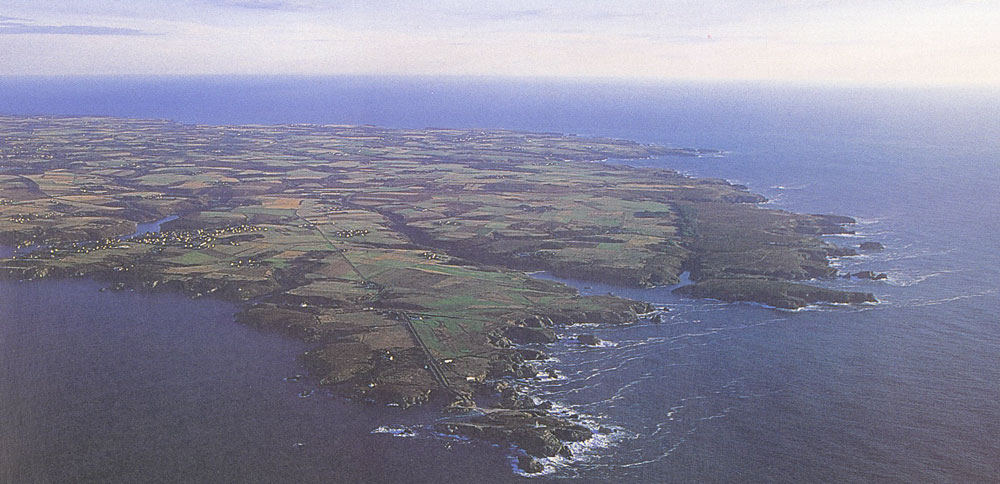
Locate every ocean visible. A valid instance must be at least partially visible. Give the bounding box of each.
[1,76,998,483]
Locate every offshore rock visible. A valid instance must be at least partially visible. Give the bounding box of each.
[512,429,565,457]
[516,348,548,360]
[518,455,544,474]
[437,409,591,457]
[853,271,888,280]
[859,241,885,251]
[827,246,859,258]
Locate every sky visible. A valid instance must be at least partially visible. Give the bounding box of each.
[1,0,998,86]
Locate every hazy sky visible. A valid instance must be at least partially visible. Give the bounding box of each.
[1,1,998,85]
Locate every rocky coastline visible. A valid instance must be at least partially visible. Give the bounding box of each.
[0,115,886,473]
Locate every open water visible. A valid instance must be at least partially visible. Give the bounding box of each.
[1,77,998,483]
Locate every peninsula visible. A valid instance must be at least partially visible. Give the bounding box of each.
[0,116,875,471]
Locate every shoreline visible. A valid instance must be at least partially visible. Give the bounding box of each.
[0,115,883,474]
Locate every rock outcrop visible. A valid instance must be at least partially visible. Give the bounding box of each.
[673,278,877,309]
[437,409,591,458]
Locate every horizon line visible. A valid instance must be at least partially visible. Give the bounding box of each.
[1,73,998,91]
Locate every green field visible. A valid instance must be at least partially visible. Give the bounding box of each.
[0,114,871,413]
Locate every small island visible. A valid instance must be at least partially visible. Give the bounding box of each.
[0,115,876,471]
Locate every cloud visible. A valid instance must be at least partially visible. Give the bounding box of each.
[452,8,550,22]
[199,0,318,10]
[0,18,152,36]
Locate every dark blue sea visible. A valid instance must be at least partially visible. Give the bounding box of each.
[1,77,998,483]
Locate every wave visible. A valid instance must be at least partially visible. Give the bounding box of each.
[561,333,620,349]
[885,270,954,287]
[509,300,820,477]
[540,384,780,477]
[509,402,634,478]
[761,194,785,205]
[371,425,419,438]
[695,151,726,158]
[909,288,998,308]
[718,299,881,313]
[769,183,809,190]
[529,367,568,383]
[878,247,957,262]
[823,232,865,238]
[852,216,882,225]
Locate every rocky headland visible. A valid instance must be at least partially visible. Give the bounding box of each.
[0,115,881,471]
